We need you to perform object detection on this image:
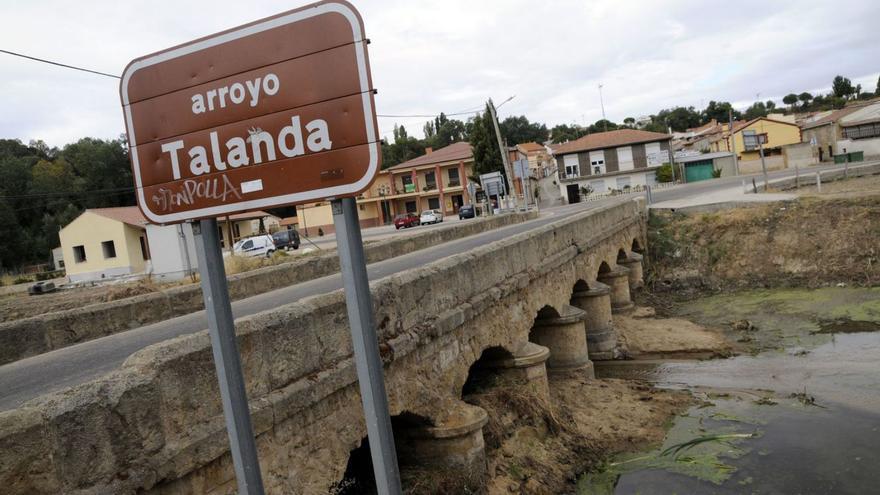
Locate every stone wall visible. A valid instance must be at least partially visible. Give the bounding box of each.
[0,211,537,366]
[0,201,646,494]
[782,142,819,169]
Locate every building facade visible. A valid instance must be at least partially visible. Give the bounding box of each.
[59,208,152,282]
[284,141,479,236]
[553,129,672,204]
[836,101,880,159]
[59,207,280,282]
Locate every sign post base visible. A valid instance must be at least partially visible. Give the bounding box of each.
[193,218,266,495]
[332,197,402,495]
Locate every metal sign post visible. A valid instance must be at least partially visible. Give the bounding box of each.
[332,197,402,495]
[192,218,265,495]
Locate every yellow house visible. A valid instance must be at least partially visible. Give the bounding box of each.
[59,207,283,281]
[59,207,151,282]
[712,117,802,161]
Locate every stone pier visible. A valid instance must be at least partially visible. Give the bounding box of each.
[570,281,617,361]
[395,402,489,484]
[598,266,634,314]
[618,252,644,290]
[481,342,551,402]
[529,305,594,377]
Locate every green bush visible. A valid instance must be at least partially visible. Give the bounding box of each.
[656,163,674,182]
[13,276,33,285]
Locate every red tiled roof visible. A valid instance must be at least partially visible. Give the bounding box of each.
[386,141,472,170]
[687,120,718,134]
[552,129,671,155]
[89,207,146,228]
[517,142,545,153]
[801,106,864,130]
[729,116,799,135]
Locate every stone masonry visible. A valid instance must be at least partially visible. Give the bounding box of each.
[0,199,646,494]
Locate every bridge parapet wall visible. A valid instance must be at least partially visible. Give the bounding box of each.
[0,199,646,494]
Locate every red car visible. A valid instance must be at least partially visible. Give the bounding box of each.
[393,213,420,229]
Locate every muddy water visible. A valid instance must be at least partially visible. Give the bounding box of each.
[580,288,880,494]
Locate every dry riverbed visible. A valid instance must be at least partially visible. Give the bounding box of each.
[461,308,732,494]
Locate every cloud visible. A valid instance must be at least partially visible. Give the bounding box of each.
[0,0,877,146]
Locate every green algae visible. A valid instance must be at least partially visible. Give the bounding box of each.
[577,399,764,493]
[674,287,880,353]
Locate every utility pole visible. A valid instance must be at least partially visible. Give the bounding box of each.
[487,98,517,209]
[667,126,676,183]
[728,108,740,176]
[598,84,607,132]
[758,136,769,191]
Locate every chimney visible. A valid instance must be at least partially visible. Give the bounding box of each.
[425,147,433,154]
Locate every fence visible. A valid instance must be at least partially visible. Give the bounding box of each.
[578,181,680,203]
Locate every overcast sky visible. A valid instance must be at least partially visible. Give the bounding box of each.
[1,0,878,147]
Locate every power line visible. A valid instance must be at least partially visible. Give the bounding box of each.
[0,49,120,79]
[376,97,513,119]
[0,186,135,200]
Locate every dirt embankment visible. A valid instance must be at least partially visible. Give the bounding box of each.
[469,376,692,495]
[647,195,880,291]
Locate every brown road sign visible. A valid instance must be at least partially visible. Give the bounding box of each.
[120,0,379,224]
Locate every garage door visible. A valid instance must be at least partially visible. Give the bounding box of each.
[685,160,715,182]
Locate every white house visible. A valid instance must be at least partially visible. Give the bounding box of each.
[553,129,673,203]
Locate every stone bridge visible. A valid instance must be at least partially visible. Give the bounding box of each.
[0,199,647,494]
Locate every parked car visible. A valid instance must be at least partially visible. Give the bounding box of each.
[420,209,444,225]
[458,204,475,220]
[393,212,420,229]
[232,234,276,257]
[272,229,300,250]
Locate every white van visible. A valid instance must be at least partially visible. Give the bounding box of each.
[232,234,276,258]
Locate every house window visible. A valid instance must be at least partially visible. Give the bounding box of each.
[73,245,86,263]
[563,154,579,178]
[591,160,605,175]
[742,130,768,151]
[424,171,437,190]
[101,240,117,259]
[139,236,151,260]
[616,176,632,190]
[405,200,417,213]
[401,175,415,193]
[447,168,460,186]
[843,123,880,140]
[428,197,440,210]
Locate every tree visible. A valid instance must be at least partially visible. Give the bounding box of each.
[743,101,769,120]
[549,124,587,144]
[876,75,880,96]
[470,106,505,178]
[701,101,740,124]
[588,119,619,133]
[765,100,777,112]
[783,93,799,108]
[798,92,813,107]
[623,117,636,127]
[499,115,549,145]
[645,107,701,132]
[832,75,854,99]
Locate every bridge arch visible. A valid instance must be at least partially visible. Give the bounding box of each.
[597,260,612,277]
[632,238,644,254]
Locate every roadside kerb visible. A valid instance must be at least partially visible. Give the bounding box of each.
[0,211,537,366]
